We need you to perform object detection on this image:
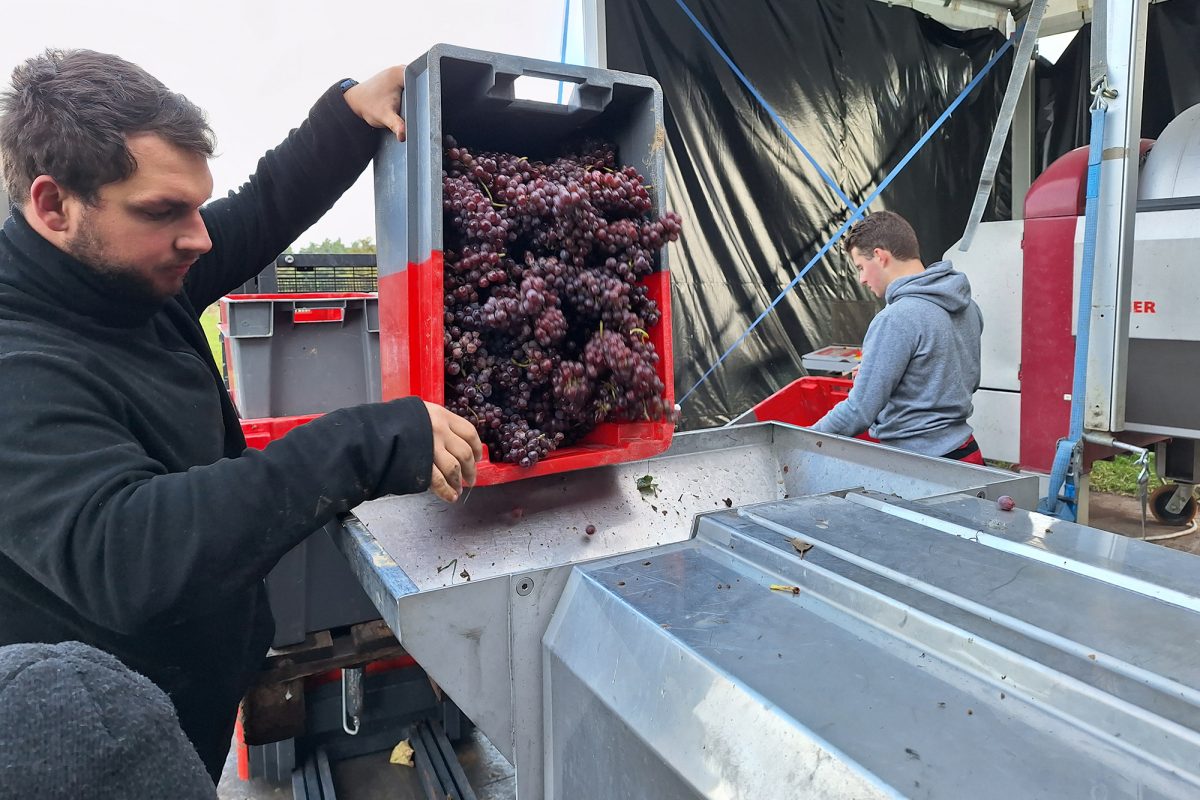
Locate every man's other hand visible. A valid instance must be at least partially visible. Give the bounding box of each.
[344,65,407,141]
[424,402,483,503]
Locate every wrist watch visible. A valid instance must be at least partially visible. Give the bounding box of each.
[338,78,359,93]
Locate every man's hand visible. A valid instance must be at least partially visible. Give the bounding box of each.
[343,65,407,141]
[424,402,483,503]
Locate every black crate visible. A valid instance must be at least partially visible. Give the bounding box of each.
[264,521,382,647]
[236,253,378,294]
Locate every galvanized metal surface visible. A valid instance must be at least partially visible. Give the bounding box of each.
[334,424,1035,798]
[344,423,1034,601]
[545,562,893,800]
[1083,0,1149,432]
[545,492,1200,798]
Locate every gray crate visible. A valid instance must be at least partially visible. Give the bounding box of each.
[221,295,380,419]
[373,43,667,399]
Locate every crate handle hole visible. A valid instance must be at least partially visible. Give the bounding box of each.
[513,75,571,105]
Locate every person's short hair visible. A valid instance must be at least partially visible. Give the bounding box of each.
[843,210,921,261]
[0,48,215,207]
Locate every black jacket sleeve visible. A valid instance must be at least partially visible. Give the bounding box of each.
[0,350,431,635]
[184,82,379,310]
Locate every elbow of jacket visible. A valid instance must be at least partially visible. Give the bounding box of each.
[84,590,182,637]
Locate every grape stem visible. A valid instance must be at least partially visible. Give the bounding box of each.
[477,180,508,208]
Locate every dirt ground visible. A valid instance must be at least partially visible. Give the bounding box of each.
[1086,490,1200,556]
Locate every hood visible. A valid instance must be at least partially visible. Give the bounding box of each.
[885,260,973,313]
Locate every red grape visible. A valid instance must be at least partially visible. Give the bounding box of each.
[441,137,682,467]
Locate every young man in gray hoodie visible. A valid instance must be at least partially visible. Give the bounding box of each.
[811,211,985,463]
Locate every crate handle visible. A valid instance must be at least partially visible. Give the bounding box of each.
[293,307,345,324]
[488,65,614,113]
[520,68,591,86]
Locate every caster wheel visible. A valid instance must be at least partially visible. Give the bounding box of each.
[1149,484,1198,526]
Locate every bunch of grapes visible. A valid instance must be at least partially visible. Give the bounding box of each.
[441,135,682,468]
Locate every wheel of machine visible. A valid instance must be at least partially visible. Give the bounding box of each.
[1149,484,1198,526]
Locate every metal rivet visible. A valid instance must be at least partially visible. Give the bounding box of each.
[516,577,534,596]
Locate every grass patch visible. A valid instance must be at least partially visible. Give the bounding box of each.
[991,453,1192,499]
[200,305,224,377]
[1090,453,1163,496]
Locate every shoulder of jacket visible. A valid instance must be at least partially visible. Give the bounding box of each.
[876,297,931,326]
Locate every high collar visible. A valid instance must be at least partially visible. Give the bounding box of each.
[1,210,166,328]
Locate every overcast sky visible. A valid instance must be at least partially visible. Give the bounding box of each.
[1,0,583,248]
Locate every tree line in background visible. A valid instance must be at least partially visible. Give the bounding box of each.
[286,237,376,254]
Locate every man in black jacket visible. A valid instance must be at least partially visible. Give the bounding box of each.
[0,49,481,782]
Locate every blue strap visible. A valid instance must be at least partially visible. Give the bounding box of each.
[1038,101,1108,519]
[673,0,857,211]
[680,35,1015,405]
[557,0,572,104]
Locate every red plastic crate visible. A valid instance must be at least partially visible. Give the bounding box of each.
[374,46,675,487]
[749,376,876,442]
[751,376,851,427]
[379,258,674,486]
[239,414,321,449]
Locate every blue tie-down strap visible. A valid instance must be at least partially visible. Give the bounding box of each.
[1039,438,1078,520]
[1038,99,1109,519]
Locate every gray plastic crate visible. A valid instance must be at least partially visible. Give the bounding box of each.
[372,43,668,401]
[220,294,381,419]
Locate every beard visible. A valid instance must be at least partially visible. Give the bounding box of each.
[65,212,176,306]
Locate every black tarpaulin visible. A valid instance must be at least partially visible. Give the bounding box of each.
[605,0,1012,429]
[1036,0,1200,172]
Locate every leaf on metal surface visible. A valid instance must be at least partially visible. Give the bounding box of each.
[790,537,814,558]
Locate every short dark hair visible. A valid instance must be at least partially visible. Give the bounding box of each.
[0,49,215,206]
[843,210,921,261]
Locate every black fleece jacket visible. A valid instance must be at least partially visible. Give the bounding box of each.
[0,84,433,781]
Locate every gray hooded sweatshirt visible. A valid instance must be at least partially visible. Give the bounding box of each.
[811,260,983,456]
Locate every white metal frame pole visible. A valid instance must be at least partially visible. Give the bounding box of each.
[582,0,607,68]
[1010,58,1036,220]
[1084,0,1149,434]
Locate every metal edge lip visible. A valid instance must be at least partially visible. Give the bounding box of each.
[738,504,1200,710]
[331,514,420,639]
[848,492,1200,613]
